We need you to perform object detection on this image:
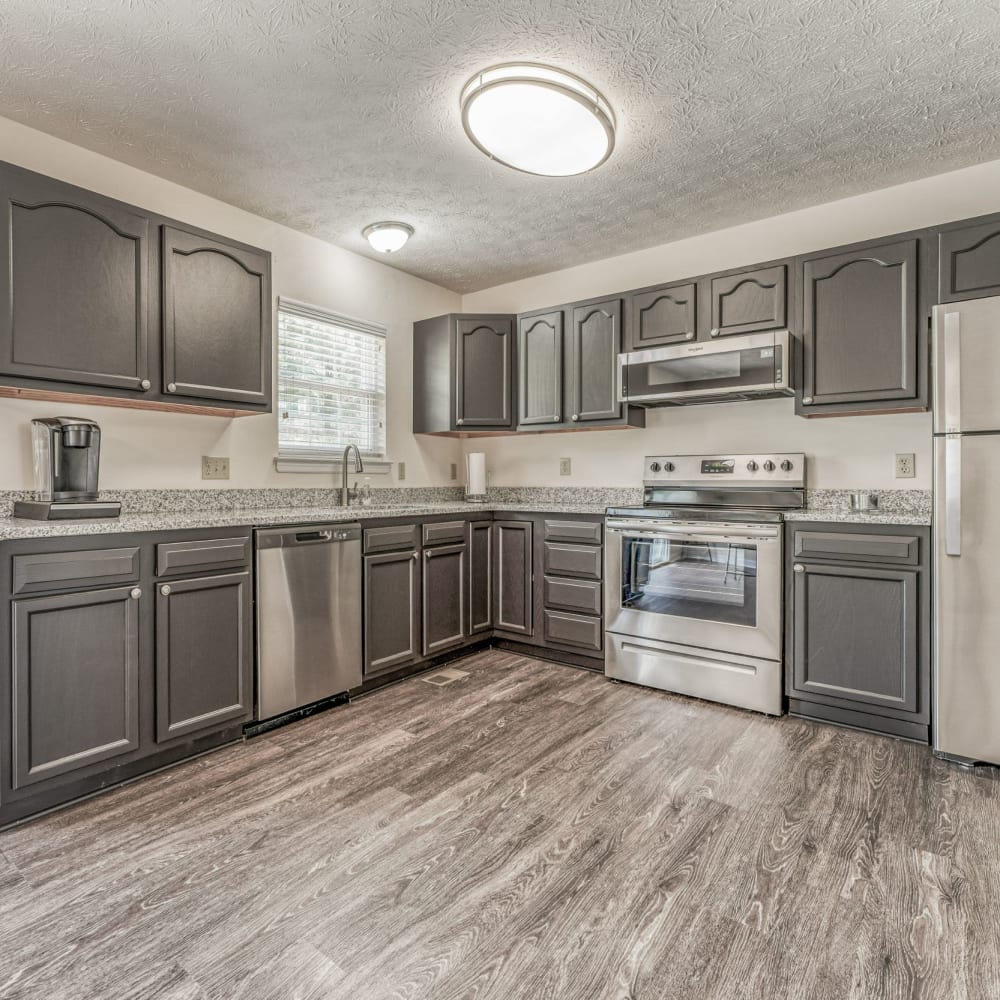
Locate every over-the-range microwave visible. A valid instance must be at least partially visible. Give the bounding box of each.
[617,330,796,406]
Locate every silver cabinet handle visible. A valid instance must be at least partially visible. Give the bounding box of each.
[140,379,151,391]
[160,585,171,596]
[945,434,962,556]
[167,382,177,393]
[792,564,805,574]
[130,587,142,599]
[802,396,814,405]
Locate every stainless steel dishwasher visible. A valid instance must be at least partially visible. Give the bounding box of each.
[255,523,363,723]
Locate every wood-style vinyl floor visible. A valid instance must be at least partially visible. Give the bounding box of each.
[2,649,998,1000]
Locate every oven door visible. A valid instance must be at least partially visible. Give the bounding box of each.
[605,519,783,661]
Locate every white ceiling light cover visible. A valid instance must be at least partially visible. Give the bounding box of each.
[461,64,616,176]
[362,221,414,253]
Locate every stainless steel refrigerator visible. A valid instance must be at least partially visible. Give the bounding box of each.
[933,295,1000,765]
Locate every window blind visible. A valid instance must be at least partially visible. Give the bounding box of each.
[277,298,386,459]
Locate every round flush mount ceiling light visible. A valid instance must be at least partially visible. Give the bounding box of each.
[460,63,615,177]
[362,221,414,253]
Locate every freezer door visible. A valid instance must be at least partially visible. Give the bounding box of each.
[933,434,1000,763]
[933,297,1000,434]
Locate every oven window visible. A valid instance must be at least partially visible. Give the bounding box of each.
[620,535,757,627]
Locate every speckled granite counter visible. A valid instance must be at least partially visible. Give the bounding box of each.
[784,488,932,527]
[783,510,931,526]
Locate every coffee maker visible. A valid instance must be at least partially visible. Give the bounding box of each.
[13,417,121,520]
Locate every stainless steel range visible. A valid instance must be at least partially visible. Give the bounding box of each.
[604,453,805,715]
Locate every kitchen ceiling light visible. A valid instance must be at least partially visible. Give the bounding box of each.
[363,221,414,253]
[460,63,615,177]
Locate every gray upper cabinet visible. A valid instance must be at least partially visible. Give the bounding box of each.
[709,264,788,338]
[412,313,516,434]
[161,226,270,408]
[518,310,564,426]
[626,281,697,350]
[0,162,150,393]
[11,584,141,790]
[799,237,924,415]
[938,215,1000,303]
[455,317,514,428]
[568,298,622,423]
[154,572,253,743]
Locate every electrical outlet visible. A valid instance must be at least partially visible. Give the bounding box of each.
[559,457,571,476]
[397,461,406,481]
[895,453,916,478]
[201,456,230,480]
[450,462,457,481]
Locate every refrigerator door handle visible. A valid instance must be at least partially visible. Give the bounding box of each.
[942,309,962,433]
[945,434,962,557]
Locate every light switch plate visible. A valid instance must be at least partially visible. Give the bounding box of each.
[202,456,230,480]
[559,457,571,476]
[397,461,406,481]
[895,453,916,478]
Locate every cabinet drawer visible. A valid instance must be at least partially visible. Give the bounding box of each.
[792,530,919,565]
[364,524,420,554]
[543,576,602,615]
[543,541,602,580]
[543,519,602,545]
[422,520,467,547]
[156,535,251,576]
[12,547,141,595]
[543,610,603,651]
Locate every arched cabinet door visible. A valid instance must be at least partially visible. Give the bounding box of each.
[570,298,623,423]
[0,162,150,391]
[518,310,564,426]
[799,237,923,415]
[454,316,514,428]
[710,264,788,338]
[938,216,1000,303]
[161,225,271,407]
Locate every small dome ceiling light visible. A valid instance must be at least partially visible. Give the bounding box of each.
[460,63,616,177]
[362,221,414,253]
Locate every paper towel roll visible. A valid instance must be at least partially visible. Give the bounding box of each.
[466,452,487,500]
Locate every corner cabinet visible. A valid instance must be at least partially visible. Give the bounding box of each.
[413,313,516,433]
[0,159,272,416]
[797,235,929,416]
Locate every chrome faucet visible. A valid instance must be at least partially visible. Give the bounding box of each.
[340,443,364,506]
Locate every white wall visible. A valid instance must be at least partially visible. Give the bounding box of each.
[459,157,1000,490]
[0,117,463,490]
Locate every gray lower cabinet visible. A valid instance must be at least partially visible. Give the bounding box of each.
[11,584,141,790]
[709,263,788,338]
[422,543,467,656]
[363,548,421,676]
[494,520,533,635]
[468,519,493,634]
[798,235,927,416]
[154,572,252,742]
[786,523,930,742]
[626,280,697,350]
[518,310,564,426]
[568,298,622,423]
[937,214,1000,303]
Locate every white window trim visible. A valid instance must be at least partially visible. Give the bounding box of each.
[275,296,391,474]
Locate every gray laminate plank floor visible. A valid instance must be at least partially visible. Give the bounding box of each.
[1,649,998,1000]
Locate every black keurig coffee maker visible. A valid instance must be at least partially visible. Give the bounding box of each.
[13,417,121,520]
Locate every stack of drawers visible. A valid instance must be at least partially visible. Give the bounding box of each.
[541,518,603,654]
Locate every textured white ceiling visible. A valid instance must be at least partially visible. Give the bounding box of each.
[2,1,1000,292]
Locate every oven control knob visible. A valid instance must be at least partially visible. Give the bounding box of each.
[781,459,794,472]
[746,460,758,472]
[763,460,776,472]
[649,462,661,472]
[663,462,675,472]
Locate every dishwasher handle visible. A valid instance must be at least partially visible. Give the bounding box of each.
[295,529,333,543]
[255,523,361,550]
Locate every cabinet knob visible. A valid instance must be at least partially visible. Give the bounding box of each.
[456,418,464,425]
[167,383,178,393]
[160,585,171,596]
[685,332,695,341]
[710,328,721,338]
[140,379,151,391]
[130,587,142,600]
[571,414,579,421]
[411,552,418,560]
[802,396,814,405]
[793,564,805,574]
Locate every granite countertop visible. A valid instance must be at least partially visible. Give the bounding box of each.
[0,501,612,542]
[784,509,931,527]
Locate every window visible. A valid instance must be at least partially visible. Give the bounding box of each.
[277,298,387,465]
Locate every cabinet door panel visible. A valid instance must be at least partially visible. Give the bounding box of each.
[710,264,787,337]
[939,218,1000,303]
[569,299,622,423]
[0,164,149,391]
[162,226,270,406]
[364,549,420,675]
[791,562,919,714]
[801,239,918,409]
[12,586,140,789]
[155,572,252,742]
[518,311,563,425]
[468,520,493,634]
[493,520,533,635]
[422,543,466,656]
[628,282,696,349]
[455,318,513,428]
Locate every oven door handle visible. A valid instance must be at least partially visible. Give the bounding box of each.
[606,524,780,544]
